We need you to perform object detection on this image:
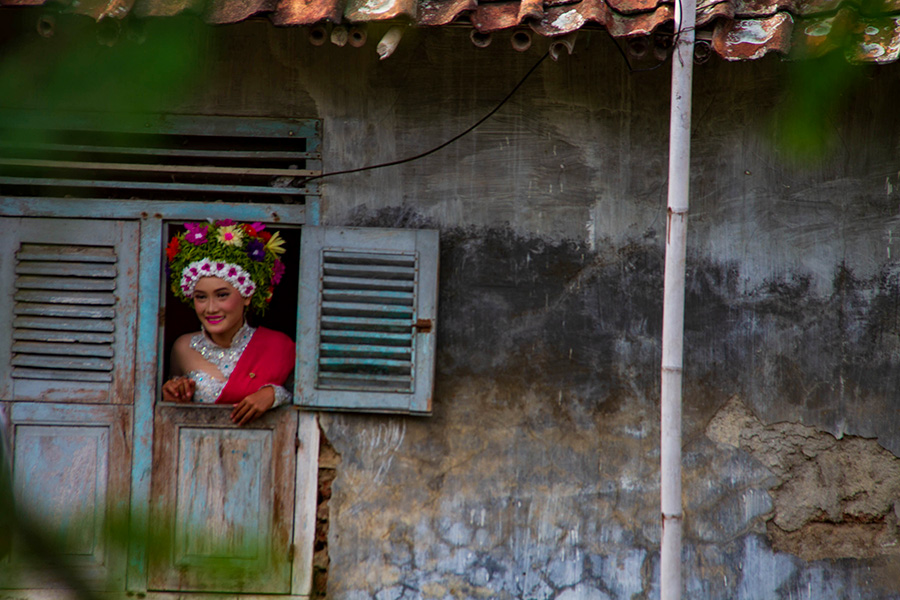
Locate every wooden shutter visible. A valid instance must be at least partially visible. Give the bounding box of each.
[0,218,137,403]
[297,226,439,414]
[0,217,136,590]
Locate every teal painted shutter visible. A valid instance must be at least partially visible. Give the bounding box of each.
[297,226,439,414]
[0,217,137,590]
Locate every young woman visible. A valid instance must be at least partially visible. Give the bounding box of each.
[161,220,294,425]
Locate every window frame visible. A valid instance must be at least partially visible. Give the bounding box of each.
[0,198,318,597]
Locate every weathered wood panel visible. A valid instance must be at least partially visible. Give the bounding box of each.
[148,405,298,594]
[0,402,132,590]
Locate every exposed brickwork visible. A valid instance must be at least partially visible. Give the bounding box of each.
[312,427,340,598]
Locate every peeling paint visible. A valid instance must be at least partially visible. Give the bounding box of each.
[708,397,900,560]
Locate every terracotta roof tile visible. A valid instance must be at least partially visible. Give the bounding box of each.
[5,0,900,62]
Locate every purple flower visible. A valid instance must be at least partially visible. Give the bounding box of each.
[184,223,208,245]
[247,240,266,262]
[250,222,265,234]
[272,258,285,284]
[215,219,235,227]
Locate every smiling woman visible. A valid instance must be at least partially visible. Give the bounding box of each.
[161,220,296,425]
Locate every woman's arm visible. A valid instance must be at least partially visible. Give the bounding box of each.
[230,386,276,425]
[162,334,196,403]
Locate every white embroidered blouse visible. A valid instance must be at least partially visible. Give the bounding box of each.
[187,323,291,406]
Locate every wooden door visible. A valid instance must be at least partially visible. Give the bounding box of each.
[147,404,298,594]
[0,217,137,590]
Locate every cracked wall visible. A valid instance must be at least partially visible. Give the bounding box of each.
[319,217,900,600]
[318,201,900,599]
[707,397,900,561]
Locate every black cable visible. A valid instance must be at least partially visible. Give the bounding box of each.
[299,51,551,185]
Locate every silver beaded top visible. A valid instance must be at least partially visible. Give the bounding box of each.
[187,323,290,406]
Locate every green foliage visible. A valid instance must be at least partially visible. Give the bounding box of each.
[770,49,866,163]
[0,15,202,115]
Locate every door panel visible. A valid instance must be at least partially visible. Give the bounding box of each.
[148,404,297,594]
[0,402,132,590]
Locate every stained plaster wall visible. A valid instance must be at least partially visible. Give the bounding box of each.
[4,13,900,599]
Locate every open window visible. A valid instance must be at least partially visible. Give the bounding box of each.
[0,111,439,600]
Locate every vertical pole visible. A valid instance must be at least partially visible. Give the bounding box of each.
[661,0,695,598]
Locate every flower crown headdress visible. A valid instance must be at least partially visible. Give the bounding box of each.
[166,220,286,315]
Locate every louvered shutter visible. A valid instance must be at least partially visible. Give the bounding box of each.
[0,218,137,403]
[297,226,438,414]
[0,112,321,205]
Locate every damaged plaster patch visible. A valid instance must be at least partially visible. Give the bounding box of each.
[707,397,900,561]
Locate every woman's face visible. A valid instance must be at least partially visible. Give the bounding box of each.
[192,277,252,346]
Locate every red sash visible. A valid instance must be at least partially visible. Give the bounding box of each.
[215,327,295,405]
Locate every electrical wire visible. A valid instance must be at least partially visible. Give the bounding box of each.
[299,51,550,186]
[297,19,694,188]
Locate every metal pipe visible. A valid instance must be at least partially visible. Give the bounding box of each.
[549,32,578,61]
[36,14,55,38]
[470,30,492,48]
[349,26,367,48]
[331,25,349,47]
[511,30,532,52]
[377,26,404,60]
[660,0,695,598]
[308,25,327,46]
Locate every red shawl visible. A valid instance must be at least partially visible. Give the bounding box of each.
[215,326,295,405]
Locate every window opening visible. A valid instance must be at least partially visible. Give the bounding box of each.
[160,223,303,392]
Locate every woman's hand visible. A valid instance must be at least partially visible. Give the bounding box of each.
[163,376,196,403]
[231,387,276,425]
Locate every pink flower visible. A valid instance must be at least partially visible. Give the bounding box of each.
[272,258,285,284]
[216,225,244,247]
[184,223,208,245]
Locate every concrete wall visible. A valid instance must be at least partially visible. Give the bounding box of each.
[5,13,900,598]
